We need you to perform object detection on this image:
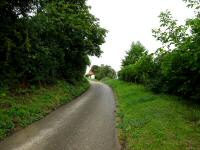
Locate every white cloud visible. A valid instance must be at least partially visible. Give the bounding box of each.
[87,0,195,72]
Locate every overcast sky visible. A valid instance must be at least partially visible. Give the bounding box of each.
[86,0,195,72]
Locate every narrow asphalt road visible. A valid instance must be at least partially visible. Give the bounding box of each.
[0,81,120,150]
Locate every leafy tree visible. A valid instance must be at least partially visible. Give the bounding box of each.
[0,0,107,89]
[0,0,38,87]
[122,41,147,67]
[152,10,189,50]
[90,65,100,74]
[29,0,106,83]
[150,0,200,100]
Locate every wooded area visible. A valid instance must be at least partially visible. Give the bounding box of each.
[0,0,106,90]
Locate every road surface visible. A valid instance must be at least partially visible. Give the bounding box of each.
[0,81,120,150]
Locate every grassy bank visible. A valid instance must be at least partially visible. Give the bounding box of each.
[0,79,90,140]
[105,79,200,150]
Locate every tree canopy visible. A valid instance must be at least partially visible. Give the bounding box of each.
[122,41,147,67]
[0,0,106,88]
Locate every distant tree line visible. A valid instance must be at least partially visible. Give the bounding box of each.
[119,0,200,101]
[89,64,116,80]
[0,0,106,89]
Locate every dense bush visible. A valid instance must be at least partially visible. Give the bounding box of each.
[119,54,155,84]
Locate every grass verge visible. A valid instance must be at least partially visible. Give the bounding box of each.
[105,79,200,150]
[0,79,90,140]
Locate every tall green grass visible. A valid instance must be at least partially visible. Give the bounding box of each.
[0,79,90,140]
[105,79,200,150]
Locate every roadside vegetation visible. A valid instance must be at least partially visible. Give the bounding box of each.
[110,1,200,149]
[105,79,200,150]
[0,0,106,89]
[0,0,105,140]
[0,79,89,140]
[119,0,200,102]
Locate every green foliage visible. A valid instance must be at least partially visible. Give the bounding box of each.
[105,79,200,150]
[119,0,200,101]
[0,79,90,140]
[122,41,147,67]
[90,64,116,80]
[183,0,200,10]
[119,52,155,84]
[152,10,189,50]
[149,1,200,101]
[0,0,106,88]
[90,65,100,74]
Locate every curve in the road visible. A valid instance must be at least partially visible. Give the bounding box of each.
[0,81,120,150]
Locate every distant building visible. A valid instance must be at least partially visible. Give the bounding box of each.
[86,71,95,79]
